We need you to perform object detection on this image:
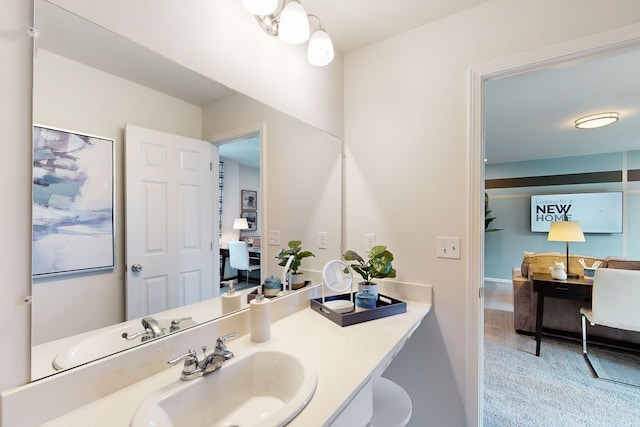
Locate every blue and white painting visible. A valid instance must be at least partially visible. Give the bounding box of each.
[32,125,115,277]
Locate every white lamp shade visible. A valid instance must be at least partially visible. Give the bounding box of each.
[241,0,278,16]
[547,221,585,242]
[307,29,334,66]
[278,0,309,44]
[233,218,249,230]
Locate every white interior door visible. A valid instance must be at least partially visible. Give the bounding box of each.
[125,125,218,320]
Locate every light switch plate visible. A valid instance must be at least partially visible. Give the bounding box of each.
[437,237,461,259]
[318,232,327,249]
[365,233,376,251]
[268,230,281,246]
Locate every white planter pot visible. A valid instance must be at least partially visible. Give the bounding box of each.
[290,272,306,290]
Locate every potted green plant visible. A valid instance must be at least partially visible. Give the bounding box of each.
[343,245,396,297]
[275,240,315,289]
[485,193,503,232]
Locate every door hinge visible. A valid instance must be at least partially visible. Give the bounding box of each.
[210,161,213,171]
[479,286,484,299]
[210,242,213,251]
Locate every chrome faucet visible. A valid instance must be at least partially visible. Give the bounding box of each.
[168,332,238,380]
[122,316,166,342]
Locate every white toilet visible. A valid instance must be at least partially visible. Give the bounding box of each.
[372,377,412,427]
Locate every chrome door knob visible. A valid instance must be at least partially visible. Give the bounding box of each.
[131,263,143,273]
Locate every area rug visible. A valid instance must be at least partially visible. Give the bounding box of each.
[586,346,640,388]
[484,334,640,426]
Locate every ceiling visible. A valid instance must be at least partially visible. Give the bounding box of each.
[299,0,489,53]
[37,0,640,165]
[485,47,640,164]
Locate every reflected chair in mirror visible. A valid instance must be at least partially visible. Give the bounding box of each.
[580,268,640,386]
[228,241,260,290]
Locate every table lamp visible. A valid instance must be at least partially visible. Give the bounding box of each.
[233,217,249,240]
[547,219,585,278]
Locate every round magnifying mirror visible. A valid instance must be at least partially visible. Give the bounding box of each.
[322,260,354,313]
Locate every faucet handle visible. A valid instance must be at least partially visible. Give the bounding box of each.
[167,349,198,366]
[216,332,238,350]
[170,316,193,331]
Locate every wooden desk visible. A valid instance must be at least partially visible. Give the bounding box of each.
[532,272,592,356]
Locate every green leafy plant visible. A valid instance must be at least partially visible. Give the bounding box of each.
[275,240,315,273]
[343,245,396,284]
[485,193,503,232]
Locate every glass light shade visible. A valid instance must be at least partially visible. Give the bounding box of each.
[547,221,585,242]
[307,29,334,66]
[233,218,249,230]
[277,0,309,44]
[575,112,619,129]
[241,0,278,16]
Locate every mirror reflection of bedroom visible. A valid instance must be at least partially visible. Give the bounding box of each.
[217,133,261,293]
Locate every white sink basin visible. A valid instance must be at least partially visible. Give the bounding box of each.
[52,317,197,370]
[130,350,317,427]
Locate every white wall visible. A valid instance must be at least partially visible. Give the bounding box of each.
[31,50,202,344]
[48,0,345,139]
[0,0,33,392]
[203,94,343,280]
[343,0,640,425]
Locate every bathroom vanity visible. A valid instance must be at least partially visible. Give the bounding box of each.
[2,282,432,426]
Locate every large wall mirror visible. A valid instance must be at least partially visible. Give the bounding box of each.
[31,0,343,381]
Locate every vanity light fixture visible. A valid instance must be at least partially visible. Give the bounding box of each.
[277,0,309,44]
[307,15,334,67]
[241,0,278,16]
[242,0,335,66]
[574,112,619,129]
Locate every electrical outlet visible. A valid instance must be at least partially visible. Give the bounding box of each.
[437,237,461,259]
[318,232,327,249]
[365,233,376,251]
[268,230,281,246]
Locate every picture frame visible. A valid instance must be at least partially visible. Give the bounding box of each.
[241,189,258,211]
[32,124,116,277]
[241,210,257,231]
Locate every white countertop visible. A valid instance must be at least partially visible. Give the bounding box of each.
[42,298,431,426]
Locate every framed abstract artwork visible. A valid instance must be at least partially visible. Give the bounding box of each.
[32,125,116,277]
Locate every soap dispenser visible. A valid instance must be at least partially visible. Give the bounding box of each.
[250,286,271,342]
[222,280,241,314]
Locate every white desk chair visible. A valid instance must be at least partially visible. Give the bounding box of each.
[228,241,260,288]
[580,268,640,384]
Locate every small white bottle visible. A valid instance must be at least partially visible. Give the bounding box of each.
[250,286,271,342]
[221,280,241,314]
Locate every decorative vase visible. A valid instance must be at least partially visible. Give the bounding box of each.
[358,282,378,298]
[355,290,377,309]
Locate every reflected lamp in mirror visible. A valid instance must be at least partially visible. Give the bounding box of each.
[233,217,249,241]
[547,220,585,279]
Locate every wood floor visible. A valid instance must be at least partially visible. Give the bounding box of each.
[483,281,538,356]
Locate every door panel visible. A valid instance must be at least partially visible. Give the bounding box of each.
[125,125,218,320]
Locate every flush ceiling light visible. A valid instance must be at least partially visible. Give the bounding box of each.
[242,0,334,66]
[574,112,619,129]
